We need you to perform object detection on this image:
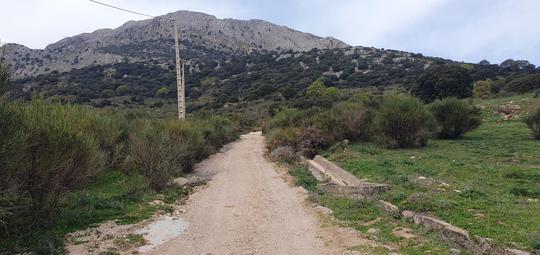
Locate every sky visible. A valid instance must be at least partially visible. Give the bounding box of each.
[1,0,539,65]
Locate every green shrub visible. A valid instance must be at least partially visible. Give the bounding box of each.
[115,85,129,95]
[312,102,371,142]
[414,64,473,102]
[81,111,130,168]
[195,116,238,151]
[375,94,434,148]
[295,127,334,158]
[504,74,540,94]
[155,87,170,97]
[163,120,205,172]
[473,80,492,99]
[306,78,327,97]
[429,98,482,139]
[264,107,312,132]
[524,108,540,139]
[8,101,105,225]
[323,87,341,100]
[127,120,178,191]
[128,117,238,191]
[266,127,298,151]
[0,103,24,228]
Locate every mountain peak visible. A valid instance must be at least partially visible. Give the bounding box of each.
[3,10,348,77]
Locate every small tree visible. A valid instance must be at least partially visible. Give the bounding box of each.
[473,80,492,99]
[155,87,170,97]
[375,94,434,148]
[414,65,473,102]
[116,85,129,95]
[306,78,327,97]
[524,108,540,139]
[430,98,482,139]
[324,87,340,100]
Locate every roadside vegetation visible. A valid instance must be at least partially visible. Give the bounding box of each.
[2,34,540,253]
[327,95,539,251]
[265,66,540,253]
[0,53,239,253]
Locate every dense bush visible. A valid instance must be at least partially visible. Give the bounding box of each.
[127,120,180,191]
[414,64,473,102]
[128,117,238,190]
[0,103,24,228]
[196,116,238,152]
[294,127,334,158]
[473,80,492,99]
[375,94,434,148]
[306,78,327,97]
[264,107,313,132]
[524,108,540,139]
[270,146,300,163]
[429,98,482,139]
[80,111,130,168]
[311,102,371,142]
[0,101,238,242]
[265,102,373,157]
[266,127,298,151]
[0,101,105,231]
[504,74,540,94]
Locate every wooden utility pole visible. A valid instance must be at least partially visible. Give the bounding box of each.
[173,22,185,120]
[89,0,187,120]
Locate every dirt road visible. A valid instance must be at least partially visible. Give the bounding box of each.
[149,132,344,254]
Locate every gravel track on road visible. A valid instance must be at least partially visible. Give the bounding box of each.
[149,132,347,255]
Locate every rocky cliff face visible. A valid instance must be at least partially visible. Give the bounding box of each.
[3,11,348,78]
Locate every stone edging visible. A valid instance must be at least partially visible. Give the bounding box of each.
[304,155,532,255]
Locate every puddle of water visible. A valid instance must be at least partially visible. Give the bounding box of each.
[136,216,189,253]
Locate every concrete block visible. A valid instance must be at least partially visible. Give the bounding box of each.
[377,200,399,213]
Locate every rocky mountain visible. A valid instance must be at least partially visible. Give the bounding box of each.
[6,10,538,114]
[3,11,348,78]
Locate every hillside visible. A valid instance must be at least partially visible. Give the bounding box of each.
[4,10,539,119]
[3,10,347,78]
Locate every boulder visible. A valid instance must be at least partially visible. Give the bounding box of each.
[171,177,189,188]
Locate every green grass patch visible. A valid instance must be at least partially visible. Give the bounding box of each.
[289,164,319,192]
[287,165,453,254]
[0,170,187,254]
[328,95,540,250]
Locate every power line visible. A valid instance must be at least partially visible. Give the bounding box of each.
[89,0,186,120]
[88,0,175,21]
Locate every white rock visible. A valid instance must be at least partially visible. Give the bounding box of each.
[367,228,380,235]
